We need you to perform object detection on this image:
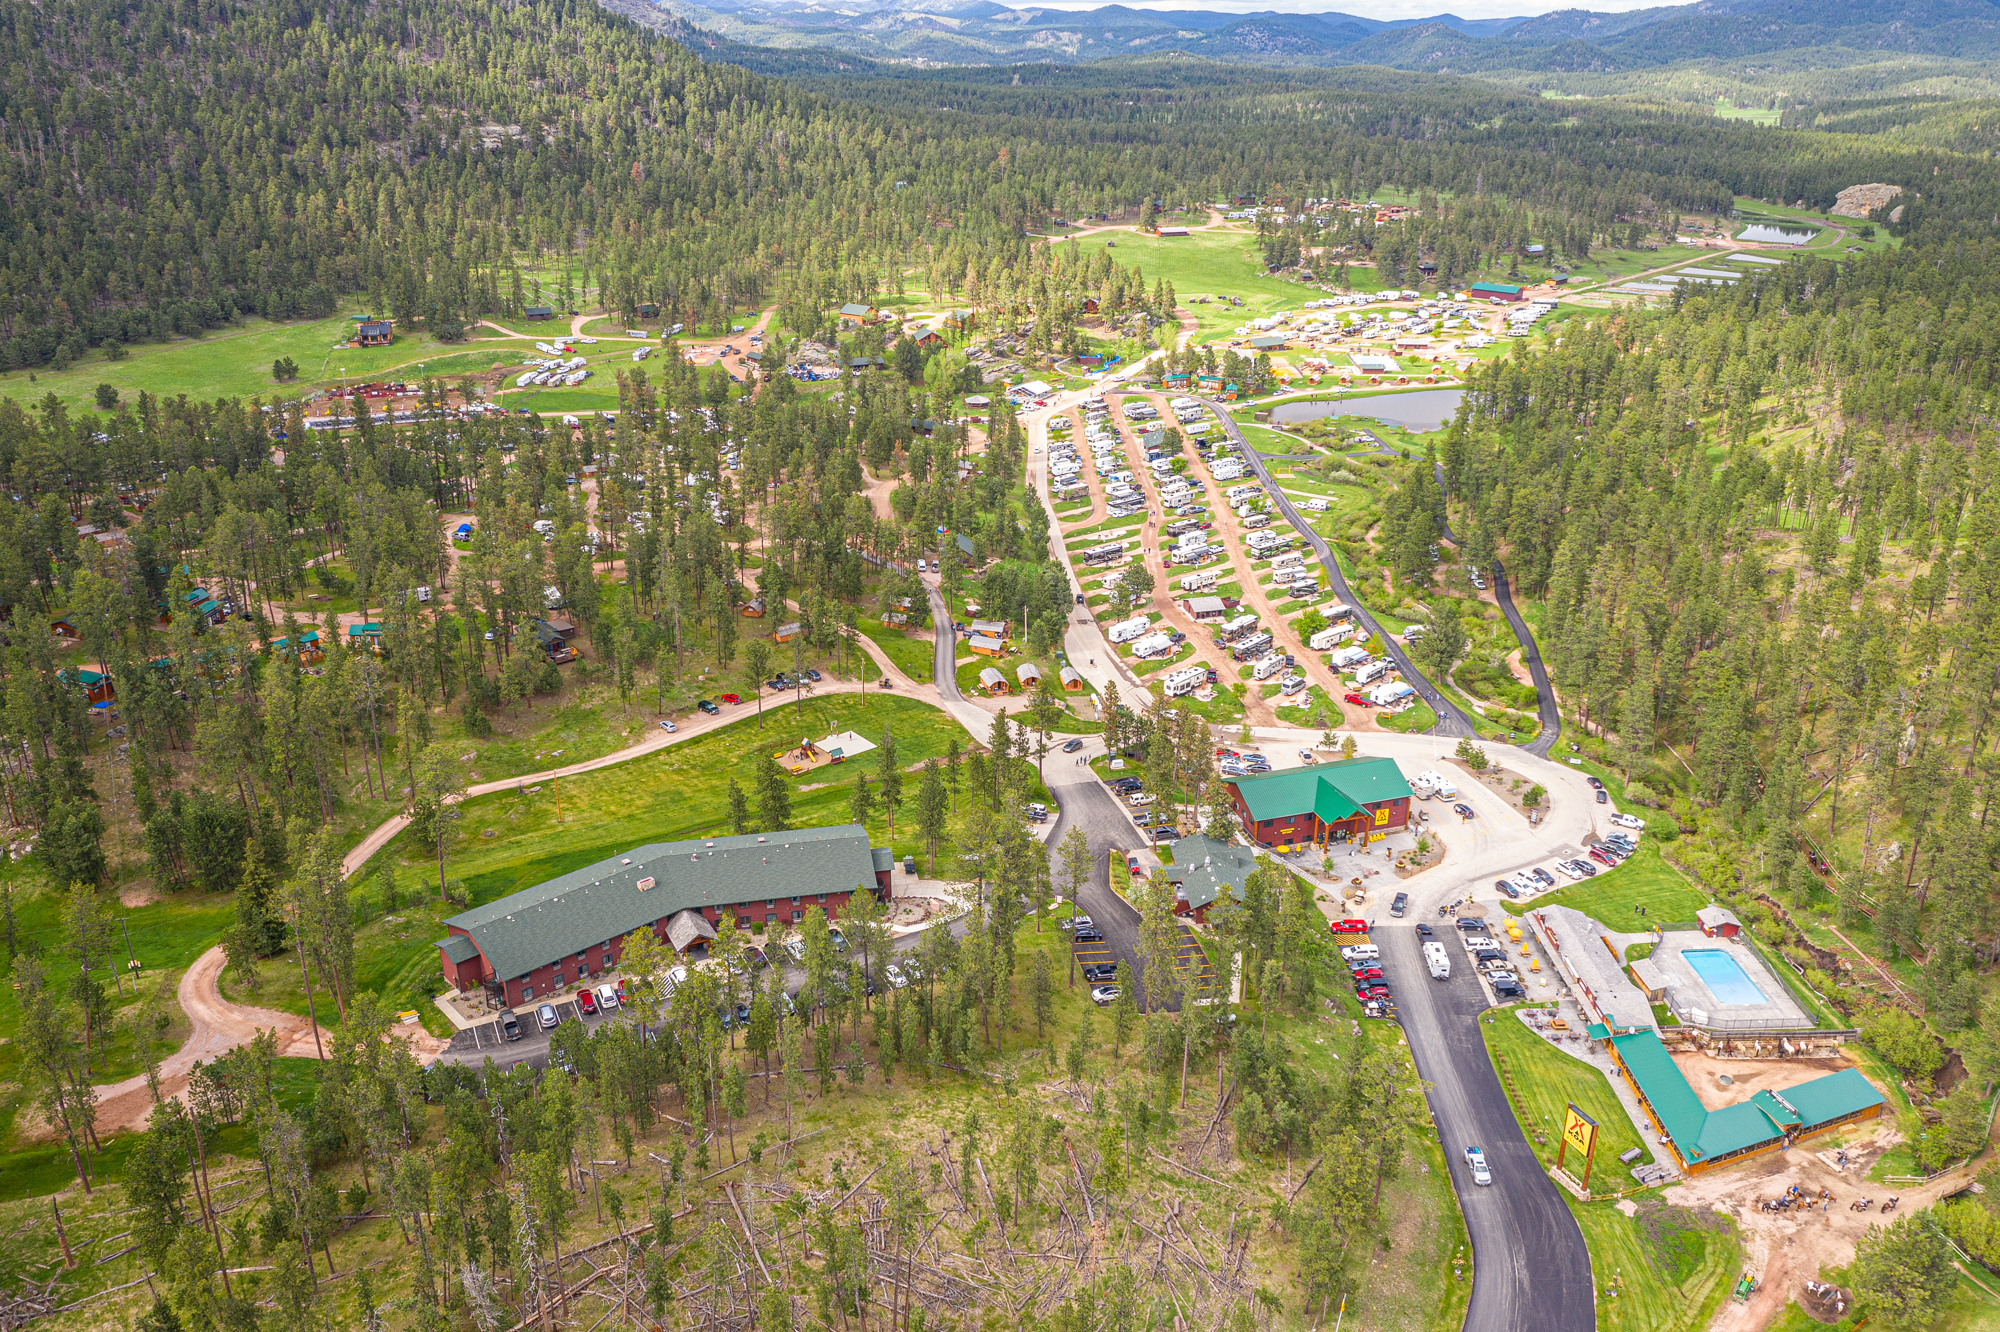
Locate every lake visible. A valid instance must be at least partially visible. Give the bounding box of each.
[1737,223,1818,245]
[1270,389,1466,433]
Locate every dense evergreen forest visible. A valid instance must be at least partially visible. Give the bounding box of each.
[4,0,2000,1326]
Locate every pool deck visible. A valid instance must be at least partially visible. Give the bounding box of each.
[1651,931,1810,1029]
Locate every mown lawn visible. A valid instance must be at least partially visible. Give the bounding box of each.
[1480,1008,1654,1171]
[855,618,936,683]
[1501,841,1708,925]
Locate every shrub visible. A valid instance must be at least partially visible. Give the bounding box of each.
[1625,781,1660,807]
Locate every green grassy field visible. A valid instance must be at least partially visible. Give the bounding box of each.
[1765,1266,2000,1331]
[1714,98,1781,125]
[0,310,480,416]
[1502,842,1709,925]
[224,695,992,1029]
[1570,1198,1740,1332]
[1053,230,1328,343]
[1480,1009,1655,1171]
[855,619,936,682]
[0,865,235,1154]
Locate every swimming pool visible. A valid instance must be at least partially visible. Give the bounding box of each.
[1683,949,1769,1006]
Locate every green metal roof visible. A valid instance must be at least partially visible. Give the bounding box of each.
[1612,1030,1881,1165]
[1229,757,1410,824]
[1774,1068,1884,1126]
[436,934,481,965]
[1162,835,1261,912]
[442,824,884,982]
[1611,1030,1741,1163]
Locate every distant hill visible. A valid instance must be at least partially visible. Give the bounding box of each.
[641,0,2000,78]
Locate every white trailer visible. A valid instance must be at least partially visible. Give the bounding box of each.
[1353,659,1391,686]
[1131,631,1176,657]
[1269,551,1307,571]
[1163,664,1208,697]
[1329,645,1369,669]
[1179,571,1218,593]
[1108,615,1153,644]
[1252,651,1288,681]
[1309,623,1356,651]
[1423,941,1451,980]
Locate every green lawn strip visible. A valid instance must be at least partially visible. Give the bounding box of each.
[1568,1197,1739,1332]
[1479,1008,1654,1170]
[1129,642,1196,677]
[1501,843,1709,925]
[855,619,935,683]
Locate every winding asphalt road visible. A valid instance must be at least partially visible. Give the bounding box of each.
[1386,926,1597,1332]
[1432,462,1563,758]
[1203,399,1476,739]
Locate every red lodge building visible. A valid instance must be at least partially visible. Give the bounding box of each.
[435,824,893,1007]
[1225,757,1413,850]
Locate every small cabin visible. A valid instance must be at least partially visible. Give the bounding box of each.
[347,622,384,650]
[977,667,1011,695]
[274,630,324,665]
[636,303,660,319]
[773,621,803,643]
[356,320,394,347]
[65,667,116,706]
[1059,665,1085,692]
[524,305,555,321]
[51,615,80,641]
[1696,905,1742,938]
[1016,662,1043,689]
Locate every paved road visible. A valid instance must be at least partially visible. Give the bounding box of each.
[1204,398,1476,739]
[1432,463,1563,758]
[1385,925,1597,1332]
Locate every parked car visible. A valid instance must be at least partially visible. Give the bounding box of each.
[1416,923,1434,937]
[697,699,720,714]
[1390,891,1409,918]
[1569,859,1598,878]
[885,964,909,989]
[578,988,599,1015]
[1609,813,1646,830]
[1090,985,1122,1006]
[1064,913,1095,932]
[720,693,742,705]
[1586,777,1604,790]
[1596,789,1609,804]
[805,669,822,682]
[1344,693,1373,707]
[595,983,620,1012]
[1495,878,1518,899]
[1464,1147,1492,1185]
[537,1003,560,1030]
[1454,803,1475,818]
[1531,867,1556,887]
[1330,919,1369,934]
[660,719,678,732]
[1351,967,1384,982]
[502,1010,522,1040]
[1588,847,1616,866]
[1074,927,1105,943]
[1062,738,1085,753]
[1081,962,1118,982]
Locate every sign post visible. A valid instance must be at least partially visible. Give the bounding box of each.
[1559,1103,1599,1193]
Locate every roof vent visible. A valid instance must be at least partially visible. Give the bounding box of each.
[757,836,767,843]
[622,858,632,865]
[637,876,656,891]
[705,841,715,847]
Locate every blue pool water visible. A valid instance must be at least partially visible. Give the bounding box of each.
[1684,949,1768,1005]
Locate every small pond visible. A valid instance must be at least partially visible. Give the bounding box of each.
[1269,389,1466,433]
[1736,223,1818,245]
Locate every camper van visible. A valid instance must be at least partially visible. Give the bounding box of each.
[1269,551,1307,572]
[1353,659,1392,686]
[1423,941,1451,980]
[1251,652,1288,682]
[1108,615,1153,645]
[1328,645,1370,669]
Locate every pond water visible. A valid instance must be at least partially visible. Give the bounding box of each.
[1270,389,1466,433]
[1736,223,1818,245]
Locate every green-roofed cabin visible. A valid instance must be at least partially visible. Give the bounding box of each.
[273,629,324,664]
[347,622,384,649]
[1225,757,1413,850]
[62,667,116,705]
[1606,1029,1884,1174]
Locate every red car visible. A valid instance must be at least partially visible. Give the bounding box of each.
[1330,919,1369,935]
[720,693,742,705]
[1344,693,1373,707]
[1351,967,1384,982]
[577,989,599,1015]
[616,978,632,1004]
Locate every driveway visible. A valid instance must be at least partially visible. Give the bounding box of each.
[1384,925,1596,1332]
